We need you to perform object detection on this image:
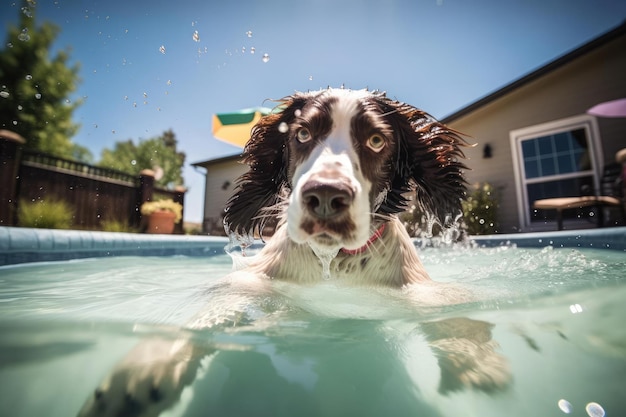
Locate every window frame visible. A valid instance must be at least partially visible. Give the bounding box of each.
[510,114,604,229]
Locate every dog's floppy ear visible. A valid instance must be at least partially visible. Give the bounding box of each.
[377,97,469,226]
[224,96,302,238]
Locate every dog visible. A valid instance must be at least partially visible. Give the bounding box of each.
[77,89,513,417]
[224,88,468,287]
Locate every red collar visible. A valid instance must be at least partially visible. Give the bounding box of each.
[340,223,387,255]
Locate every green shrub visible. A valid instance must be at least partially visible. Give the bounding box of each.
[18,198,74,229]
[101,220,138,233]
[462,182,499,235]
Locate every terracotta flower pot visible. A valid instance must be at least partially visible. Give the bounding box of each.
[146,210,176,234]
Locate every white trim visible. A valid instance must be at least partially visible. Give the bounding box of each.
[509,114,604,230]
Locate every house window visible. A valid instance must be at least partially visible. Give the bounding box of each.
[510,115,603,229]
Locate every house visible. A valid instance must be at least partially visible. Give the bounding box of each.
[193,21,626,234]
[442,21,626,232]
[192,154,246,235]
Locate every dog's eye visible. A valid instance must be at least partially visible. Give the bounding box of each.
[366,134,385,152]
[296,127,312,143]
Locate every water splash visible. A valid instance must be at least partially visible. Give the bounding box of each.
[308,244,339,280]
[225,232,255,257]
[262,53,270,63]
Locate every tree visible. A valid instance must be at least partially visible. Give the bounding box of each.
[0,1,88,160]
[99,129,186,188]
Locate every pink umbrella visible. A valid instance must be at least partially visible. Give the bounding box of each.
[587,98,626,118]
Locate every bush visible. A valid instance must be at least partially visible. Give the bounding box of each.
[101,220,138,233]
[461,183,499,235]
[18,198,74,229]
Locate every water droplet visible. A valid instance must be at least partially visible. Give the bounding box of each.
[159,45,166,54]
[18,28,30,42]
[278,122,288,133]
[112,130,116,134]
[12,120,18,125]
[309,75,313,81]
[25,74,32,80]
[250,46,255,54]
[262,53,270,63]
[585,403,605,417]
[294,109,302,117]
[131,160,136,165]
[192,30,200,42]
[65,99,71,104]
[34,93,42,99]
[17,105,23,110]
[133,102,137,107]
[6,42,14,48]
[246,30,252,38]
[166,79,172,86]
[0,91,9,99]
[93,124,98,128]
[558,399,573,413]
[21,7,33,18]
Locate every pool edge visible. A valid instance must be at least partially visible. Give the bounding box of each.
[1,226,624,266]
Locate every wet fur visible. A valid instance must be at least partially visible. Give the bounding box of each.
[225,88,469,286]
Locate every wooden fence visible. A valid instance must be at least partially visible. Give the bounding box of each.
[0,130,185,233]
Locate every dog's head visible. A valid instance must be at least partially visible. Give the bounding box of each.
[224,88,468,251]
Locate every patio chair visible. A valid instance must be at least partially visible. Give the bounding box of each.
[533,162,624,230]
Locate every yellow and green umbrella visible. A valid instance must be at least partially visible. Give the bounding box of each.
[212,107,273,148]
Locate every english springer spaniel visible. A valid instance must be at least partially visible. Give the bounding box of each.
[78,90,514,417]
[224,88,468,286]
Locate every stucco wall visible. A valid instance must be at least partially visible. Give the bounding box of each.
[446,34,626,232]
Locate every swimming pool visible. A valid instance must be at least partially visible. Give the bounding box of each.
[1,227,625,417]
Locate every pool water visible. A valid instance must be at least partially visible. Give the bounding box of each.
[0,246,625,417]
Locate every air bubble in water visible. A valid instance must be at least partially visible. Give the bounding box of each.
[34,93,42,99]
[22,7,33,18]
[0,91,9,99]
[159,45,166,54]
[18,29,30,42]
[558,399,573,413]
[585,402,605,417]
[250,47,255,54]
[6,42,13,48]
[262,53,270,63]
[25,75,32,80]
[309,75,313,81]
[192,30,200,42]
[131,160,136,165]
[246,30,252,38]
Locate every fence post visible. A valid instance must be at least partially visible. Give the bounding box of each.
[173,185,186,234]
[0,130,26,226]
[135,169,155,230]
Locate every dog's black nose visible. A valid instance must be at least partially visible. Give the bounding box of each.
[301,180,354,219]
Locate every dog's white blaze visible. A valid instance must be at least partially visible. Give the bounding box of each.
[287,94,373,250]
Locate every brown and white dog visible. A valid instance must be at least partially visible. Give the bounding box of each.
[77,89,513,417]
[225,88,468,286]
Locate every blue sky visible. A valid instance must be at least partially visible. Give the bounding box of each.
[2,0,626,223]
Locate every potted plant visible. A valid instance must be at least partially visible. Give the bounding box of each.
[140,199,183,234]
